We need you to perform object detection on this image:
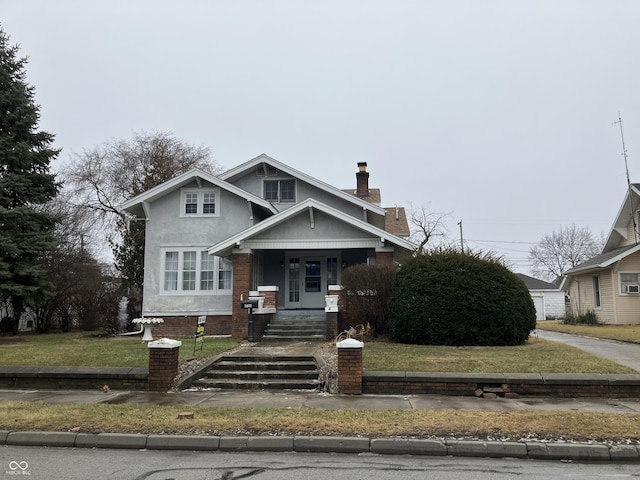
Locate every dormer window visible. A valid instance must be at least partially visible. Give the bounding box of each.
[181,188,220,217]
[264,179,295,203]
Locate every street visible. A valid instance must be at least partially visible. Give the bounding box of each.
[2,445,638,480]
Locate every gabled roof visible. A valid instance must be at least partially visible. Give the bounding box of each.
[563,243,640,275]
[119,168,277,218]
[220,154,387,217]
[384,206,410,237]
[208,198,415,256]
[516,273,560,291]
[603,183,640,252]
[342,187,382,205]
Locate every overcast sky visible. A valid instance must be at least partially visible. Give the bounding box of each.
[3,0,640,275]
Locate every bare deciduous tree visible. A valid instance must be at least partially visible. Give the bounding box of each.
[408,202,451,252]
[529,224,603,281]
[60,131,221,291]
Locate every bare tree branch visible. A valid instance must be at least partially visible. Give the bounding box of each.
[408,202,451,253]
[528,224,603,281]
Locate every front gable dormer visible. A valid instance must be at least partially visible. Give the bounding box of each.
[603,183,640,252]
[220,154,387,228]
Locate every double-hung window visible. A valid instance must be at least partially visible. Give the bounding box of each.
[264,179,295,203]
[620,273,640,294]
[593,276,601,308]
[162,249,232,294]
[181,189,219,216]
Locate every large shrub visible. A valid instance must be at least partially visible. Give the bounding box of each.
[340,263,396,336]
[389,250,536,346]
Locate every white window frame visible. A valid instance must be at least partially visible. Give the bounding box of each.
[592,275,601,308]
[180,188,220,217]
[619,272,640,295]
[161,248,232,295]
[263,179,296,203]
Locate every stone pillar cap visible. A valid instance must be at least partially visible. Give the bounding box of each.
[336,338,364,349]
[148,338,182,349]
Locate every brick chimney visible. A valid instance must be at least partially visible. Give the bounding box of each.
[356,162,369,197]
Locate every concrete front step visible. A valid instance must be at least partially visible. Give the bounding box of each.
[261,335,326,342]
[191,355,321,391]
[214,360,318,371]
[198,370,320,381]
[192,378,320,390]
[262,311,329,343]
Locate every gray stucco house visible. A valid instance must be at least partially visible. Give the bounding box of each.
[120,154,414,338]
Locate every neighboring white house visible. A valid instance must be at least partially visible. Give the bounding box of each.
[516,273,566,320]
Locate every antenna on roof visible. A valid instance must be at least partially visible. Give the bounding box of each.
[614,113,637,243]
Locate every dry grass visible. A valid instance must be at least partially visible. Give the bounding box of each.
[362,337,636,374]
[537,321,640,343]
[0,331,238,367]
[1,401,639,443]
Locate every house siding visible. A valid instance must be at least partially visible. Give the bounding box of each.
[612,255,640,324]
[142,182,254,317]
[567,271,615,324]
[228,170,386,230]
[621,215,639,247]
[531,290,565,319]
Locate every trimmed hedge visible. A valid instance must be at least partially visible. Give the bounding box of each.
[389,250,536,346]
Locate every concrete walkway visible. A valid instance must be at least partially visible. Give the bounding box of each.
[536,329,640,372]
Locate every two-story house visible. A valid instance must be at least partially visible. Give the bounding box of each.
[121,154,414,338]
[563,184,640,324]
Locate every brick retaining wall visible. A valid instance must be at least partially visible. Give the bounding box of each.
[363,372,640,398]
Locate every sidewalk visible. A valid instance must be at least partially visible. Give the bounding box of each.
[2,387,640,414]
[2,387,640,462]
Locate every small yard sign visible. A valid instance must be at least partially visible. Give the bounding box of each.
[194,315,206,355]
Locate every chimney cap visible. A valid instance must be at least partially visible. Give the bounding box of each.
[357,162,368,172]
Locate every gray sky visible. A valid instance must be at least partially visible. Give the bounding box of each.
[3,0,640,275]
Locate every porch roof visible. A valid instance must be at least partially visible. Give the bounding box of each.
[563,243,640,275]
[208,198,416,256]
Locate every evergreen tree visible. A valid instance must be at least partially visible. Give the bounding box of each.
[0,26,60,325]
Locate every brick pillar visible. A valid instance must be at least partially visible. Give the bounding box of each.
[375,250,394,266]
[337,338,363,394]
[258,286,279,310]
[148,338,182,392]
[232,252,253,339]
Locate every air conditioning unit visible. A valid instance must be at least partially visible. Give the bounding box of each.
[627,284,640,294]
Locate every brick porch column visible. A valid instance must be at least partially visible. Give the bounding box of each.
[375,248,394,266]
[148,338,182,392]
[337,338,363,394]
[232,251,253,339]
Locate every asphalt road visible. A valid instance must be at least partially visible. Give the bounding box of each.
[536,329,640,372]
[5,446,639,480]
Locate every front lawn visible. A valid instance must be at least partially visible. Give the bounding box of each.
[362,337,636,374]
[537,321,640,343]
[0,331,238,367]
[1,330,636,375]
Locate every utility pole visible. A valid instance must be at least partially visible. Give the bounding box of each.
[458,220,464,252]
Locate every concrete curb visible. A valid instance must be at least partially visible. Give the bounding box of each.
[2,430,639,462]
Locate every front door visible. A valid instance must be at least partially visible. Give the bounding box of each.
[301,257,324,308]
[285,254,340,309]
